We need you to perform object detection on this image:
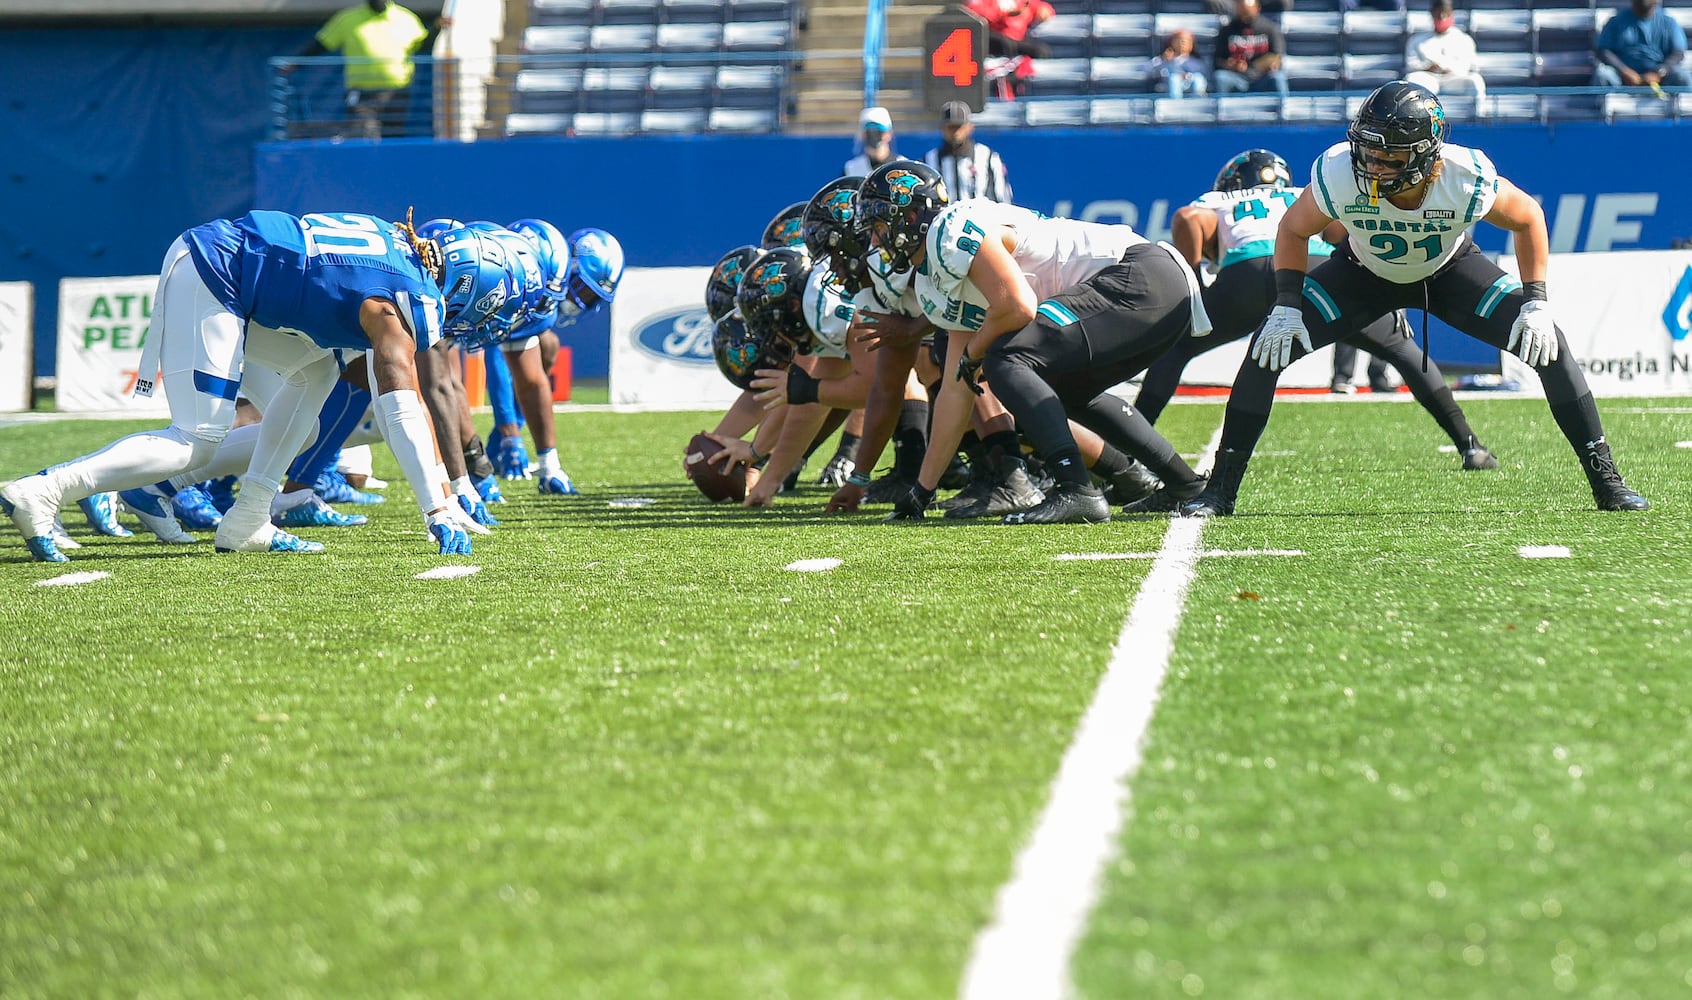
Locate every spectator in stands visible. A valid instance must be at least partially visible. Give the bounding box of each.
[965,0,1056,97]
[290,0,436,139]
[924,102,1013,203]
[1213,0,1290,98]
[843,107,898,178]
[1592,0,1691,92]
[1150,29,1210,98]
[1404,0,1485,101]
[1205,0,1291,14]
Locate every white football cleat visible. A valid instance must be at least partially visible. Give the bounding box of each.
[117,488,199,544]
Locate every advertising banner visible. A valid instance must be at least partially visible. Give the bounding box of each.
[56,276,169,414]
[0,282,33,412]
[609,267,740,411]
[1500,251,1692,397]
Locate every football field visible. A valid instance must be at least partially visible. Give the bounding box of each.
[2,394,1690,999]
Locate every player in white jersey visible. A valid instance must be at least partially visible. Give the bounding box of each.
[1182,82,1647,517]
[1130,148,1498,512]
[857,160,1211,524]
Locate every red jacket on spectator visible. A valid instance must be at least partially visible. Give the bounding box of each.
[965,0,1056,88]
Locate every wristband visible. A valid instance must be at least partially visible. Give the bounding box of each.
[786,366,821,406]
[749,447,769,466]
[1522,280,1547,303]
[1273,268,1306,308]
[846,471,872,487]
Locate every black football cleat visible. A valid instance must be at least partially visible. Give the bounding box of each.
[1121,475,1208,515]
[1178,451,1249,518]
[882,483,936,522]
[1102,460,1162,505]
[863,472,914,504]
[1582,438,1649,511]
[946,461,1044,519]
[1002,483,1110,525]
[1460,435,1499,471]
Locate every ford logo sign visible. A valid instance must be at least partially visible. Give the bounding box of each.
[634,308,716,365]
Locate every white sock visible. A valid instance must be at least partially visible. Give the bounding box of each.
[337,444,375,477]
[220,475,280,541]
[271,488,314,517]
[538,448,561,478]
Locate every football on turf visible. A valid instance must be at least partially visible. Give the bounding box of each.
[684,432,747,503]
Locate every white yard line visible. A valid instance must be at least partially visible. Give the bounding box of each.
[413,565,481,580]
[959,424,1225,1000]
[35,570,111,587]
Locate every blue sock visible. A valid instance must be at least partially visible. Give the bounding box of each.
[288,380,374,488]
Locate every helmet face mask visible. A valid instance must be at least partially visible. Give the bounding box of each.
[735,247,815,358]
[1348,81,1447,198]
[1214,149,1292,193]
[560,228,623,325]
[856,160,949,274]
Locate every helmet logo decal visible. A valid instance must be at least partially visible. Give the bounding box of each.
[886,170,922,207]
[826,190,855,222]
[748,260,789,297]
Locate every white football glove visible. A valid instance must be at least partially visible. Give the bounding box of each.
[425,509,473,555]
[438,498,493,536]
[1249,305,1314,372]
[1506,299,1560,368]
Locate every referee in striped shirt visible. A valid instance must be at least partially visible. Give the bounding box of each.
[923,101,1013,204]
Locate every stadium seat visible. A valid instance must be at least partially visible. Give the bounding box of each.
[1341,52,1401,89]
[1604,92,1678,122]
[580,67,649,112]
[728,0,792,22]
[723,20,790,50]
[1532,8,1596,53]
[1279,95,1348,123]
[1468,10,1531,52]
[511,68,584,114]
[1092,14,1155,58]
[1484,95,1543,122]
[572,112,640,135]
[523,24,591,53]
[1089,98,1153,125]
[1438,94,1478,122]
[1280,12,1342,56]
[707,107,777,131]
[1535,51,1594,87]
[648,66,714,108]
[1673,8,1692,35]
[1539,93,1603,121]
[1473,51,1535,87]
[662,0,722,23]
[1153,0,1216,12]
[1091,57,1152,94]
[1153,96,1220,124]
[530,0,595,26]
[590,23,656,51]
[1029,14,1095,59]
[973,101,1026,128]
[1152,12,1222,54]
[598,0,662,25]
[505,112,572,136]
[656,22,722,52]
[1283,55,1341,91]
[1466,0,1526,8]
[1092,0,1156,15]
[1024,99,1091,127]
[1026,58,1091,96]
[1218,94,1282,123]
[714,64,782,108]
[1341,10,1406,55]
[640,109,707,132]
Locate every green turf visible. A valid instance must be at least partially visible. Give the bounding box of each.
[0,397,1686,999]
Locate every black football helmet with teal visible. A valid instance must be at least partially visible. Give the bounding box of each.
[1347,81,1448,198]
[712,311,763,390]
[760,202,808,251]
[735,246,814,357]
[1213,149,1293,193]
[856,159,949,273]
[705,244,762,323]
[801,176,873,295]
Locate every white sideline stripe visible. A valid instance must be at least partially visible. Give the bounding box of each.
[1055,548,1303,562]
[35,570,111,587]
[959,425,1224,1000]
[1676,441,1692,449]
[1519,545,1571,559]
[414,565,482,580]
[785,557,842,572]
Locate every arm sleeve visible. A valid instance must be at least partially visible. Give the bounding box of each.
[370,383,452,516]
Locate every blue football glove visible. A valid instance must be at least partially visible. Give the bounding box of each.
[474,474,506,504]
[491,433,531,480]
[456,487,499,527]
[538,471,579,495]
[426,510,473,555]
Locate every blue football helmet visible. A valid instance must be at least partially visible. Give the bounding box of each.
[488,229,547,341]
[438,228,518,350]
[509,218,571,312]
[416,217,463,242]
[559,228,624,325]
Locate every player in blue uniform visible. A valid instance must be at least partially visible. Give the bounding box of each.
[1,210,514,561]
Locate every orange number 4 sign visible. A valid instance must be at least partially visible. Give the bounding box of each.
[930,27,978,86]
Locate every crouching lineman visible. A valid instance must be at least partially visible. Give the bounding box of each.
[2,211,513,561]
[857,160,1211,524]
[1182,81,1648,517]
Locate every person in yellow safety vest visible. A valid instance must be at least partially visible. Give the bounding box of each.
[290,0,438,139]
